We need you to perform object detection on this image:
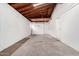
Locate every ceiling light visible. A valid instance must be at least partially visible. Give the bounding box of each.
[33,3,44,7]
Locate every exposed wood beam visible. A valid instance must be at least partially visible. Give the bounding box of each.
[9,3,56,22]
[18,5,33,12]
[21,4,52,15]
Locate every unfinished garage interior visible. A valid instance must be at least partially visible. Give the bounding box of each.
[0,3,79,56]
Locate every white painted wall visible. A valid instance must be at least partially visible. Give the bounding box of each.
[31,3,79,52]
[53,3,79,51]
[31,18,57,38]
[30,4,78,38]
[30,18,48,34]
[0,4,31,51]
[52,3,78,19]
[46,3,77,38]
[47,18,57,38]
[31,22,46,34]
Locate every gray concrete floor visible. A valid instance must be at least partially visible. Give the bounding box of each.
[11,34,79,56]
[0,37,30,56]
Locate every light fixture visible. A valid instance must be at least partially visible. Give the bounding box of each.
[33,3,44,7]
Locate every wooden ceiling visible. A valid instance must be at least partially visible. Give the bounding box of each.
[9,3,56,22]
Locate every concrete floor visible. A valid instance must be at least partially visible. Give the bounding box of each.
[11,34,79,56]
[0,37,30,56]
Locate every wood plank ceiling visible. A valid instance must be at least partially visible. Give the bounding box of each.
[9,3,56,22]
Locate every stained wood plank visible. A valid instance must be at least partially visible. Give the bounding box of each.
[9,3,56,22]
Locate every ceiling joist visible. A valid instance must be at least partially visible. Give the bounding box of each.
[9,3,56,22]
